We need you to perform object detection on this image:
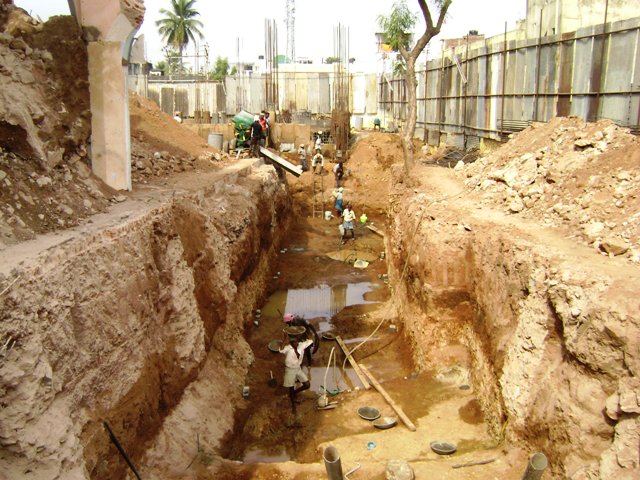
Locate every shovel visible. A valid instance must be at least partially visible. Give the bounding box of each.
[268,371,277,388]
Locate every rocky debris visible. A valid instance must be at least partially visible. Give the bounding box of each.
[457,117,640,264]
[601,379,640,478]
[385,459,415,480]
[0,149,113,246]
[0,7,112,246]
[128,92,231,183]
[0,9,90,169]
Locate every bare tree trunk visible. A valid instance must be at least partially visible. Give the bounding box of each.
[397,0,451,174]
[402,55,418,172]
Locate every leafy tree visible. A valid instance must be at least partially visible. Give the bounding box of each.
[155,60,168,73]
[325,56,341,64]
[156,0,204,68]
[392,57,406,76]
[229,66,238,77]
[210,56,229,81]
[378,0,451,171]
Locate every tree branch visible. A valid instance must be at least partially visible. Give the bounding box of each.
[418,0,434,31]
[411,0,451,59]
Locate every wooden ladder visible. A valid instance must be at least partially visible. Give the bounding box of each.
[312,172,325,218]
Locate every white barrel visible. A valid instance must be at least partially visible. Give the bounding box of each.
[354,116,363,129]
[207,132,224,150]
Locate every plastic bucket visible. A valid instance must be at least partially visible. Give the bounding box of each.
[208,132,224,150]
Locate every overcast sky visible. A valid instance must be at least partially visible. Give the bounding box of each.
[15,0,526,69]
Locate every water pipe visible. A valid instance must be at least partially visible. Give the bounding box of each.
[323,446,343,480]
[522,452,548,480]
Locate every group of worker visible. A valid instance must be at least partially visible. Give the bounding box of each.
[249,111,271,156]
[297,132,325,175]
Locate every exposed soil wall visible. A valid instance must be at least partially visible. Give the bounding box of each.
[0,161,291,479]
[387,162,640,479]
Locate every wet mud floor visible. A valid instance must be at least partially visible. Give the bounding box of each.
[219,213,520,478]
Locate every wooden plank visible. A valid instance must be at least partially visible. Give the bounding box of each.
[452,459,496,469]
[366,224,385,238]
[359,364,417,432]
[259,147,303,177]
[335,336,371,390]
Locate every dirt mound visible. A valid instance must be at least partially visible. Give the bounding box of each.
[0,6,233,247]
[129,92,232,183]
[0,7,113,248]
[458,117,640,263]
[345,132,403,214]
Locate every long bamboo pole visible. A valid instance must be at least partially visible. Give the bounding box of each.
[359,365,416,432]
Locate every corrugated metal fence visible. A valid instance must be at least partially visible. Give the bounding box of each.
[134,71,378,123]
[380,16,640,147]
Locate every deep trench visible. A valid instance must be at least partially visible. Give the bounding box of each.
[127,163,511,478]
[5,157,632,480]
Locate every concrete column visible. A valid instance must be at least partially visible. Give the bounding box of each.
[87,41,131,190]
[67,0,145,191]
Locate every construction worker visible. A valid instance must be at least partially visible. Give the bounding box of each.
[333,160,344,187]
[332,186,344,216]
[249,115,262,157]
[312,148,324,175]
[279,331,313,414]
[315,132,322,151]
[283,313,319,367]
[341,203,356,243]
[298,144,308,171]
[263,111,271,146]
[258,112,267,146]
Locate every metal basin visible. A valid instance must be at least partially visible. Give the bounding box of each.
[430,441,457,455]
[283,326,306,336]
[373,416,397,429]
[321,332,336,341]
[268,340,283,353]
[357,406,381,421]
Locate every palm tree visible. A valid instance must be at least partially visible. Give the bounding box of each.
[156,0,204,68]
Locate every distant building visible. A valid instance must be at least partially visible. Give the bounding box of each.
[441,31,485,50]
[127,34,151,75]
[525,0,638,37]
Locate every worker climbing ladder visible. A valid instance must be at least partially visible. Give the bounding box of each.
[312,172,325,218]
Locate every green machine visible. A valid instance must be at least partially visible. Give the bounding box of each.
[232,110,254,149]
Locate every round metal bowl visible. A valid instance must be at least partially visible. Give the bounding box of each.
[373,416,397,430]
[430,441,457,455]
[321,332,336,341]
[357,406,381,421]
[268,340,283,353]
[283,326,306,336]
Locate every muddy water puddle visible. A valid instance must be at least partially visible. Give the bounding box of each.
[259,282,379,331]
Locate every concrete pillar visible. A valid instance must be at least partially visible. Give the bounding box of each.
[87,41,131,190]
[67,0,145,191]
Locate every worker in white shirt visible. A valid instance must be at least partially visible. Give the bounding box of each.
[341,203,356,243]
[298,144,308,171]
[312,149,324,175]
[279,332,314,414]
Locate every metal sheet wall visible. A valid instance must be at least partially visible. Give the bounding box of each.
[386,15,640,145]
